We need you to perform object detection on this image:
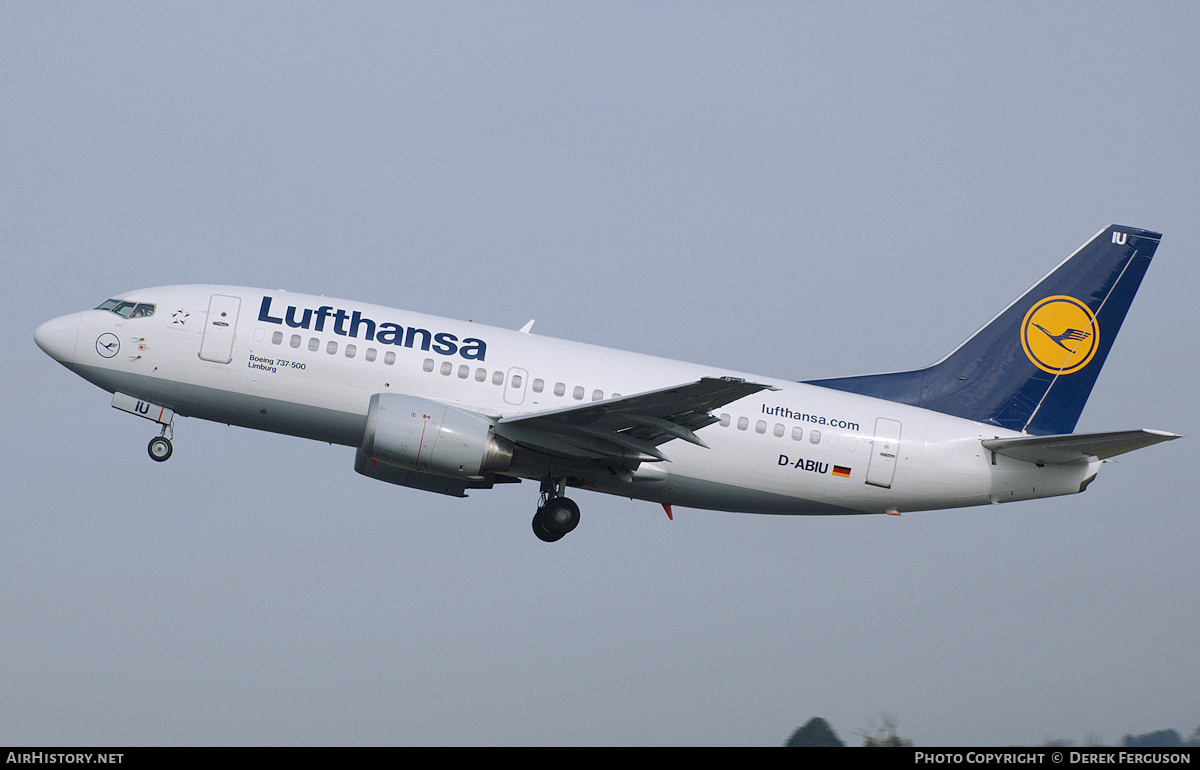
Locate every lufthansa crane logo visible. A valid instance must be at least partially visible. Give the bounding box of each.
[95,333,120,358]
[1021,295,1099,375]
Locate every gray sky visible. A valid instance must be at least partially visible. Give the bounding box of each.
[3,2,1198,747]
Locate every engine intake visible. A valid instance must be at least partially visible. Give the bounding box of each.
[361,393,513,479]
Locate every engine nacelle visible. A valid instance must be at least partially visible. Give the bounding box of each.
[361,393,513,479]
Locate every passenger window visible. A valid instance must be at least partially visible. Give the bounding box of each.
[384,351,395,365]
[719,413,730,427]
[440,361,452,376]
[572,386,584,400]
[810,430,821,444]
[272,331,283,345]
[308,338,320,352]
[592,389,603,401]
[792,427,804,441]
[755,420,767,434]
[773,423,784,438]
[423,358,435,372]
[475,368,487,382]
[532,378,544,393]
[492,371,504,385]
[290,335,301,348]
[327,340,338,355]
[554,382,565,397]
[345,344,356,358]
[737,417,749,431]
[846,436,857,452]
[458,365,469,379]
[365,348,377,362]
[828,433,840,448]
[511,374,523,388]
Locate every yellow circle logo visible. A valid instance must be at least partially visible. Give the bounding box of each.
[1021,295,1099,375]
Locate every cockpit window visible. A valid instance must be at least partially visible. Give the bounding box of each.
[96,299,155,318]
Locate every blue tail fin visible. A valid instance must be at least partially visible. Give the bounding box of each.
[805,225,1162,435]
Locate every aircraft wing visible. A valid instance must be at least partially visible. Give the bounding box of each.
[497,376,776,461]
[982,429,1181,465]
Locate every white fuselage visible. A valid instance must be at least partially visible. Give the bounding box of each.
[38,285,1099,516]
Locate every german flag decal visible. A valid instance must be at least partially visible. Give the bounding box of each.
[832,465,851,478]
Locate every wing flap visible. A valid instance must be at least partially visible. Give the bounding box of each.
[497,376,775,461]
[982,429,1180,465]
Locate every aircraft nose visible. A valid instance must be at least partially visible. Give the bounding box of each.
[35,312,82,364]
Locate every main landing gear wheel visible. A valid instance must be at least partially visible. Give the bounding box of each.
[148,436,173,462]
[532,496,580,543]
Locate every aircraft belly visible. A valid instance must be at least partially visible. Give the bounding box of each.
[598,435,872,514]
[662,473,867,514]
[635,420,1015,515]
[582,467,866,515]
[68,362,365,446]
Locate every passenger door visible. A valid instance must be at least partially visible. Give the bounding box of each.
[199,294,241,364]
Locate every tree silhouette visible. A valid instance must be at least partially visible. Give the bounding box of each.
[1123,729,1183,747]
[785,717,845,747]
[857,712,912,747]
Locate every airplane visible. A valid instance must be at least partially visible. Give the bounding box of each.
[34,224,1179,542]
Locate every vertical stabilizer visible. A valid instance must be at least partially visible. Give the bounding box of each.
[805,226,1162,435]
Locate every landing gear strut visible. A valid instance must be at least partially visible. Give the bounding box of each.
[532,478,580,542]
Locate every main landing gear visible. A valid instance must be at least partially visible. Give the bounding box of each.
[147,423,174,462]
[532,478,580,543]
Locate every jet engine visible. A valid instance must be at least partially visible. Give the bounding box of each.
[361,393,513,479]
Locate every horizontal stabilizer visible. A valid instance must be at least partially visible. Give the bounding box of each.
[982,429,1180,465]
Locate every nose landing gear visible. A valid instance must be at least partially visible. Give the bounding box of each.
[532,478,580,542]
[111,393,177,463]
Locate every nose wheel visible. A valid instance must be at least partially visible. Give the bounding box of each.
[147,423,174,462]
[148,436,173,462]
